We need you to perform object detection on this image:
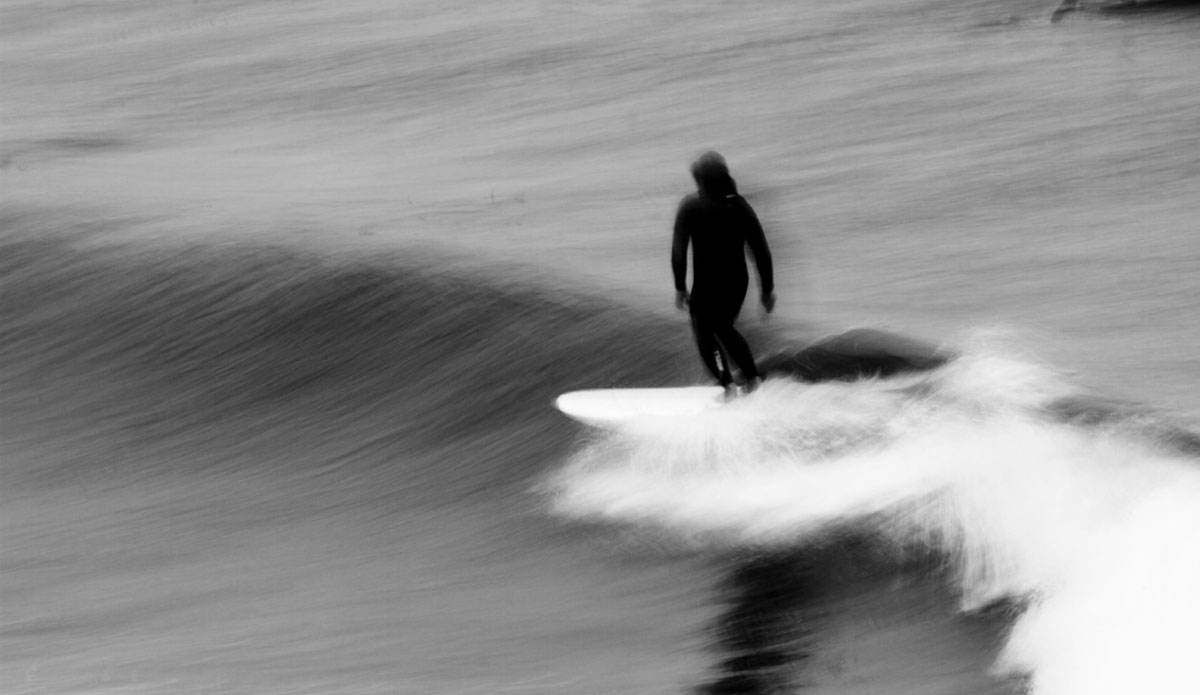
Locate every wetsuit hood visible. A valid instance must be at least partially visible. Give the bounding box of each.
[691,151,738,198]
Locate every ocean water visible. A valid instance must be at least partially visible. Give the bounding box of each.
[3,1,1199,693]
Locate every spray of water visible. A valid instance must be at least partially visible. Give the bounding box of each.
[547,350,1200,694]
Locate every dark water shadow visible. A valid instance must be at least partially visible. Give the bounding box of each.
[694,551,824,694]
[1095,0,1200,16]
[692,533,1026,694]
[756,327,950,384]
[1053,0,1200,22]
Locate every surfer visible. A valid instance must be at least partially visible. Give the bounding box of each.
[672,151,775,397]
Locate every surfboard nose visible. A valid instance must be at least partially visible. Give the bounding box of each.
[554,386,726,428]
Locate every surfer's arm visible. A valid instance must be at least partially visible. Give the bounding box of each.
[671,202,691,302]
[741,201,775,308]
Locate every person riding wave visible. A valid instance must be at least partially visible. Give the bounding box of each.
[672,151,775,397]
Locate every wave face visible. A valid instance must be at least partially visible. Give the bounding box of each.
[548,350,1200,694]
[0,220,723,694]
[0,217,692,487]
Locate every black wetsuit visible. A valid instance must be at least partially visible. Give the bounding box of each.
[672,191,774,386]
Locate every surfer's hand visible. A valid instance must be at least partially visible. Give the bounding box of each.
[762,292,776,314]
[675,290,689,310]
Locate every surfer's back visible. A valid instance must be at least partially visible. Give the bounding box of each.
[674,193,761,291]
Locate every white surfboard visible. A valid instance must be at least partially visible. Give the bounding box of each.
[554,386,726,428]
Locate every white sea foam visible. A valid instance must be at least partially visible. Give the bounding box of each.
[547,350,1200,694]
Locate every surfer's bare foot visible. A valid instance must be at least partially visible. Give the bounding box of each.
[723,383,740,401]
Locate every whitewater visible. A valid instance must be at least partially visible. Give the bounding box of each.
[549,346,1200,693]
[3,0,1199,694]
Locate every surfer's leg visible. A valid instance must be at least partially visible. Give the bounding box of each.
[690,314,734,386]
[705,282,756,388]
[714,323,760,384]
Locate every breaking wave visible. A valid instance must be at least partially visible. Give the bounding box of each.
[548,349,1200,694]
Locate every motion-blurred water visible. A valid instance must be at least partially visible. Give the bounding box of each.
[3,1,1198,693]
